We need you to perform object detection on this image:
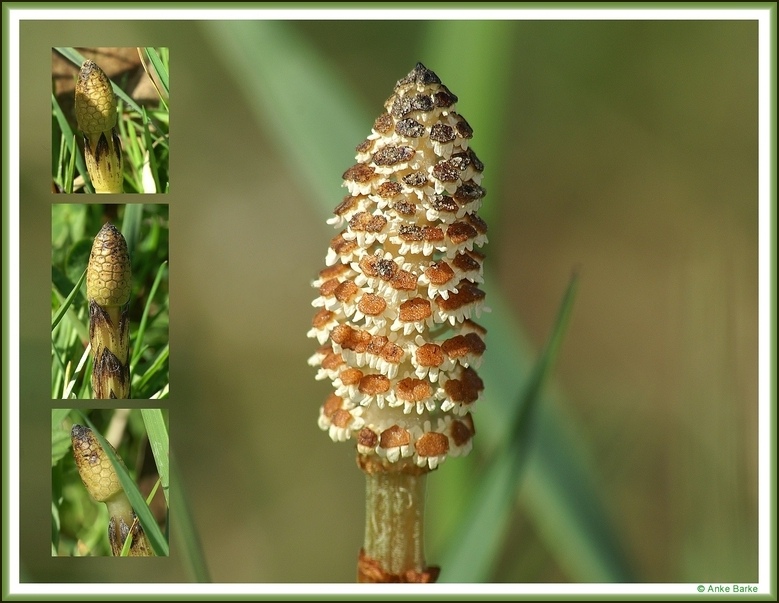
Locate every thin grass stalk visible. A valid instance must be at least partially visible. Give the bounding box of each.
[87,223,131,399]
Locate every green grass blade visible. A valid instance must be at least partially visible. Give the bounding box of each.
[144,47,170,100]
[517,273,579,431]
[140,409,169,506]
[121,204,144,259]
[521,405,634,582]
[119,527,134,556]
[51,92,92,193]
[150,383,170,400]
[54,132,65,188]
[439,273,578,581]
[146,477,162,505]
[141,107,161,193]
[78,412,169,556]
[134,343,169,394]
[132,261,168,369]
[56,344,90,400]
[51,268,86,331]
[51,419,73,468]
[51,501,61,555]
[65,135,77,193]
[52,408,71,427]
[170,452,211,582]
[119,101,142,191]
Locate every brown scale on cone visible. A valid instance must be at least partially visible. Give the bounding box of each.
[309,62,488,472]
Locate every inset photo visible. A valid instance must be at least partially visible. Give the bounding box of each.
[51,204,169,399]
[52,47,169,194]
[52,408,169,557]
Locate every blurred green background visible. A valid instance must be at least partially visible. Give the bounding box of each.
[20,18,758,584]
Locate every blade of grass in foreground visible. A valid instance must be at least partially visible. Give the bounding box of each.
[51,409,73,467]
[141,409,169,506]
[51,268,86,331]
[121,204,143,259]
[439,273,579,581]
[132,261,168,369]
[141,107,161,193]
[143,47,170,103]
[204,20,632,582]
[170,452,211,582]
[133,343,169,395]
[51,93,92,193]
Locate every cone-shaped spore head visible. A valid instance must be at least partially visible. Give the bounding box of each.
[87,223,131,307]
[70,424,125,503]
[308,63,487,472]
[75,60,118,135]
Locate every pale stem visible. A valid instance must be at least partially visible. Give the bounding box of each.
[363,468,428,575]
